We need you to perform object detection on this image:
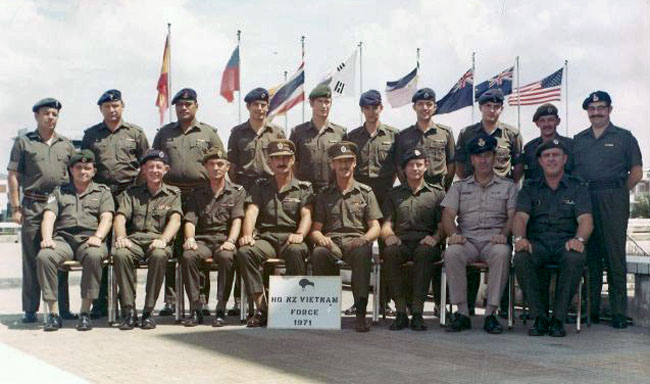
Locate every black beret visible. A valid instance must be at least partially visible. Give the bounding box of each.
[309,84,332,100]
[140,150,169,166]
[328,141,358,160]
[32,98,62,113]
[268,139,296,157]
[202,147,227,163]
[582,90,611,110]
[532,103,559,122]
[359,90,382,107]
[97,89,122,105]
[535,138,567,158]
[478,89,504,105]
[400,148,427,169]
[171,88,198,105]
[468,133,497,155]
[68,149,95,167]
[244,87,270,103]
[411,88,436,103]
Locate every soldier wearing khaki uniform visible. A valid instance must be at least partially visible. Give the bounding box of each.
[37,150,114,331]
[7,98,76,323]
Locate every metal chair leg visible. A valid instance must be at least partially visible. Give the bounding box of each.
[175,262,183,322]
[577,277,583,333]
[108,261,115,324]
[440,265,447,327]
[372,262,380,324]
[508,267,514,329]
[586,269,591,327]
[240,274,247,323]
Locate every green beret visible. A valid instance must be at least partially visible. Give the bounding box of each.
[328,141,357,160]
[532,103,559,122]
[268,139,295,157]
[68,149,95,167]
[202,147,227,164]
[309,84,332,100]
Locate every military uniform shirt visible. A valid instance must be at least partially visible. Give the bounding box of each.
[382,182,445,241]
[313,181,382,237]
[116,183,182,239]
[516,174,591,242]
[456,121,523,178]
[183,181,245,238]
[394,123,455,185]
[441,175,517,242]
[345,123,398,187]
[247,178,314,234]
[573,123,642,183]
[81,120,150,188]
[152,120,225,187]
[227,120,285,179]
[45,182,115,242]
[522,134,574,180]
[7,131,76,194]
[289,120,346,188]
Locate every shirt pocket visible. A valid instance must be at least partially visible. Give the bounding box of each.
[376,141,392,162]
[152,206,170,231]
[424,140,447,162]
[191,139,210,158]
[281,197,301,219]
[56,152,70,179]
[116,138,138,162]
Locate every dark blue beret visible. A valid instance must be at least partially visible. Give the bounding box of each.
[97,89,122,105]
[582,90,611,110]
[468,133,497,155]
[140,150,169,166]
[400,148,427,169]
[171,88,197,105]
[359,90,382,107]
[478,89,504,105]
[535,138,567,158]
[32,98,62,113]
[412,88,436,103]
[244,87,269,103]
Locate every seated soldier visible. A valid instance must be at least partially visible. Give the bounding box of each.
[236,139,313,328]
[113,150,182,330]
[381,149,445,331]
[37,150,114,331]
[513,139,593,337]
[310,141,382,332]
[181,148,245,327]
[441,133,517,334]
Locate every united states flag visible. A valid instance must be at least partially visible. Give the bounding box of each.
[508,68,563,106]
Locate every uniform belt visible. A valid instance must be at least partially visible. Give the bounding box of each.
[588,179,625,191]
[23,191,50,202]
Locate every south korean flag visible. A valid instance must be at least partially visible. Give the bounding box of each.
[319,50,357,98]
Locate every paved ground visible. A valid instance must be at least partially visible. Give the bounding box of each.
[1,242,650,384]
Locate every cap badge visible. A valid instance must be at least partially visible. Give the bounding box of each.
[478,138,486,147]
[553,139,559,145]
[592,94,599,102]
[159,152,165,158]
[414,149,421,156]
[277,143,284,150]
[341,146,347,153]
[424,92,429,98]
[261,93,267,99]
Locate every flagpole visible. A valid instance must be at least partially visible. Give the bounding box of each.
[237,30,242,124]
[301,35,306,123]
[284,70,288,134]
[358,41,363,126]
[471,51,476,124]
[516,56,521,132]
[167,23,172,124]
[564,59,569,136]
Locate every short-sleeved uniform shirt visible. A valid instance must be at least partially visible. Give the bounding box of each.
[152,120,225,188]
[289,120,346,189]
[227,120,286,180]
[516,174,591,243]
[313,181,383,238]
[383,182,445,241]
[116,183,182,240]
[183,181,245,241]
[394,123,455,187]
[247,177,314,234]
[45,182,115,243]
[81,120,150,190]
[441,175,517,242]
[456,121,523,179]
[572,123,643,183]
[522,134,574,181]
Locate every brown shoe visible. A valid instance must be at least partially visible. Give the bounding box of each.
[355,316,370,332]
[246,311,267,328]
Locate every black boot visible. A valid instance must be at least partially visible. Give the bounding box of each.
[389,312,409,330]
[410,312,427,331]
[528,315,549,336]
[119,308,138,330]
[355,299,369,333]
[141,311,156,330]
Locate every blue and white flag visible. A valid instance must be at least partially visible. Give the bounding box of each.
[385,67,418,108]
[475,66,513,101]
[436,68,473,115]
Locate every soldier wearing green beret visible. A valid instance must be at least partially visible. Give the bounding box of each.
[37,150,115,331]
[289,84,347,192]
[7,98,76,323]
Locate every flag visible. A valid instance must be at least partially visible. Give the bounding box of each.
[155,33,170,125]
[385,67,418,108]
[267,63,305,120]
[436,68,474,115]
[475,66,513,101]
[220,46,240,103]
[319,50,357,98]
[507,68,563,106]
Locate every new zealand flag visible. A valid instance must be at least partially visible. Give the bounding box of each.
[436,68,473,115]
[474,66,513,101]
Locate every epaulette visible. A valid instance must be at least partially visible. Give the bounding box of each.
[434,123,453,132]
[198,121,217,131]
[382,124,399,133]
[495,175,515,184]
[230,122,246,132]
[574,128,591,138]
[297,180,312,188]
[232,184,244,191]
[330,122,347,133]
[357,182,373,192]
[95,183,111,191]
[166,185,181,194]
[566,174,588,186]
[459,175,473,182]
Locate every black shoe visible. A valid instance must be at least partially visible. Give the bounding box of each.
[59,310,79,320]
[213,310,226,327]
[141,312,156,330]
[344,304,357,315]
[246,311,267,328]
[201,308,211,316]
[410,313,427,331]
[22,311,37,323]
[76,313,93,331]
[389,312,409,330]
[44,313,63,332]
[119,308,138,330]
[183,310,203,327]
[527,316,549,336]
[158,303,175,316]
[446,312,471,332]
[483,314,503,334]
[611,314,628,329]
[548,317,567,337]
[590,313,600,324]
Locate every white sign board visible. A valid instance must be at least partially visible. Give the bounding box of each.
[267,276,342,330]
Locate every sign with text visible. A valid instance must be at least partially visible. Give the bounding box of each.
[267,276,342,330]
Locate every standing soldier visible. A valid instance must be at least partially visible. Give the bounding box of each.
[573,91,643,328]
[289,84,347,192]
[8,98,76,323]
[152,88,225,316]
[81,89,149,318]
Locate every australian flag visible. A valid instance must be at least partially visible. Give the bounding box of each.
[436,68,473,115]
[474,66,513,101]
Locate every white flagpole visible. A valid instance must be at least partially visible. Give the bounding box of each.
[471,52,476,124]
[301,35,306,123]
[359,41,363,126]
[564,59,569,136]
[284,70,288,134]
[167,23,172,124]
[237,30,242,124]
[516,56,521,132]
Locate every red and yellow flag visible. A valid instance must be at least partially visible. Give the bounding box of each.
[155,34,170,125]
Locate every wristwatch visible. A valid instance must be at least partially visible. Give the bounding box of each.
[574,237,585,243]
[513,236,525,243]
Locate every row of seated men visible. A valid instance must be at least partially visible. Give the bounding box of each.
[36,131,591,337]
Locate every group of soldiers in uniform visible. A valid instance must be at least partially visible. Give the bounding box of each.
[10,80,642,335]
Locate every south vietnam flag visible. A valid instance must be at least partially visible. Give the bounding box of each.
[155,34,170,125]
